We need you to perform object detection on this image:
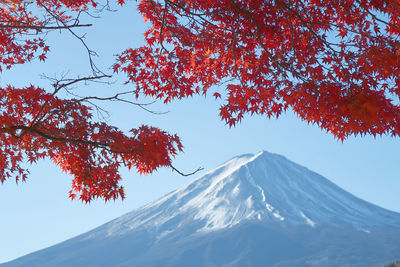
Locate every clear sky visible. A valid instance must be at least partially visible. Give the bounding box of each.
[1,2,399,263]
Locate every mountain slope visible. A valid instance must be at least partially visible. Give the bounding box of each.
[99,151,400,235]
[3,151,400,267]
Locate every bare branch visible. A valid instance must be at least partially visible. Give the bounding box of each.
[36,0,106,76]
[52,75,112,93]
[170,164,204,176]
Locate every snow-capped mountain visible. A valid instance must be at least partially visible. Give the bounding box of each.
[3,151,400,267]
[97,151,400,237]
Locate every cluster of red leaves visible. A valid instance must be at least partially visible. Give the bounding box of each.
[0,0,100,69]
[0,85,182,202]
[0,0,185,202]
[116,0,400,140]
[1,0,118,68]
[1,1,47,69]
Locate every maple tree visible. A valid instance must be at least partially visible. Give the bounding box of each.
[0,0,185,202]
[1,0,400,202]
[116,0,400,139]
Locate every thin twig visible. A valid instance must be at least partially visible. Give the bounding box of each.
[0,23,92,30]
[170,164,204,176]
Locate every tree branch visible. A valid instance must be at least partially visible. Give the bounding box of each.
[170,164,204,176]
[0,23,92,30]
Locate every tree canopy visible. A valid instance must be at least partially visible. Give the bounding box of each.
[1,0,399,202]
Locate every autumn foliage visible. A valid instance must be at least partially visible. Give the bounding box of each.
[0,85,182,202]
[1,0,400,201]
[116,0,400,139]
[0,0,182,202]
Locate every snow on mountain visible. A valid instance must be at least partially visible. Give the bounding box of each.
[94,150,400,240]
[3,151,400,267]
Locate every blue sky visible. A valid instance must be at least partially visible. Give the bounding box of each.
[1,2,400,263]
